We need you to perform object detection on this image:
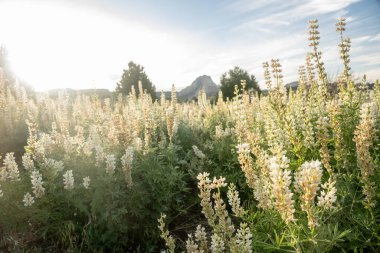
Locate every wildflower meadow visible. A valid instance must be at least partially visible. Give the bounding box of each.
[0,19,379,252]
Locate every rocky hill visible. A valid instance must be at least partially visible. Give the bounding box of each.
[155,75,220,102]
[261,80,376,95]
[178,75,219,101]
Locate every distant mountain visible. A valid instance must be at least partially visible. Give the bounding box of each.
[178,75,219,101]
[261,80,376,95]
[285,81,298,90]
[155,91,172,100]
[155,75,220,102]
[261,81,299,95]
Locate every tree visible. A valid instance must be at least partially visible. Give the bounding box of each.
[116,61,156,100]
[220,66,260,100]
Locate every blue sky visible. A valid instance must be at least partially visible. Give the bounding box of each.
[0,0,379,91]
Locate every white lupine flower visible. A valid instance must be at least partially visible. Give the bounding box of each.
[33,141,46,160]
[39,134,53,154]
[82,139,95,156]
[268,159,280,171]
[215,125,223,138]
[227,183,245,217]
[192,145,206,159]
[185,234,199,252]
[197,172,216,227]
[4,153,20,181]
[317,177,337,210]
[234,223,252,253]
[268,156,296,223]
[354,102,376,209]
[309,160,322,170]
[215,125,232,139]
[211,233,225,253]
[225,127,233,136]
[236,143,250,155]
[302,118,316,149]
[31,170,45,198]
[295,160,323,198]
[360,102,377,120]
[54,160,65,171]
[194,225,207,245]
[134,137,143,151]
[268,155,290,170]
[121,147,134,187]
[82,176,90,189]
[121,147,134,168]
[172,118,179,137]
[279,155,290,169]
[44,158,64,172]
[295,160,323,228]
[253,176,273,209]
[197,172,211,185]
[209,176,227,189]
[23,192,35,207]
[22,153,35,171]
[63,170,74,190]
[105,154,116,175]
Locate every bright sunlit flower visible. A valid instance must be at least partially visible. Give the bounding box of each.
[268,155,296,223]
[31,170,45,198]
[3,152,20,181]
[22,153,35,171]
[227,183,245,217]
[44,158,64,172]
[317,177,337,210]
[295,160,323,228]
[234,223,252,253]
[211,233,225,252]
[236,143,250,155]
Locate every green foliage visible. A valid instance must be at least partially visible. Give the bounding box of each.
[0,146,190,252]
[115,61,156,100]
[220,66,260,100]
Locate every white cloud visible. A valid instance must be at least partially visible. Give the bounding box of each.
[304,0,359,15]
[352,35,372,44]
[353,67,380,82]
[369,34,380,42]
[345,16,356,22]
[233,0,359,30]
[226,0,282,13]
[352,52,380,65]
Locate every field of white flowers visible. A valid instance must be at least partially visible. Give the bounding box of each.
[0,19,379,252]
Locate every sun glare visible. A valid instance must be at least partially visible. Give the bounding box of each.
[0,1,187,91]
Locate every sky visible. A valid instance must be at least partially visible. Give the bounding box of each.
[0,0,379,91]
